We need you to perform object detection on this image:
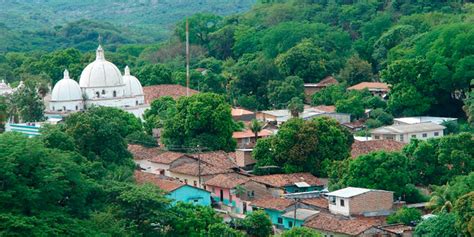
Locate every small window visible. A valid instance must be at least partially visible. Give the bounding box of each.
[277,217,283,224]
[422,133,427,138]
[193,199,199,203]
[63,106,66,111]
[374,135,380,139]
[193,181,197,187]
[96,92,100,98]
[288,221,293,228]
[75,105,78,110]
[101,90,105,95]
[399,135,404,142]
[113,90,117,97]
[184,179,188,184]
[434,132,439,136]
[52,106,55,111]
[340,199,345,207]
[412,135,416,138]
[136,100,138,105]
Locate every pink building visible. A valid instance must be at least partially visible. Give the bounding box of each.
[204,173,253,214]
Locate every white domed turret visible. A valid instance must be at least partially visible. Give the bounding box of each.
[79,45,124,88]
[49,70,84,112]
[52,70,82,101]
[123,66,144,97]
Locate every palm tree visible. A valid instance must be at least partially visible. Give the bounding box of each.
[287,97,304,118]
[428,184,453,213]
[249,119,263,142]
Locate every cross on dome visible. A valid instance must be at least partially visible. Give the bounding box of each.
[96,45,105,60]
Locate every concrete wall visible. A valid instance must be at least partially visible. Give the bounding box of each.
[328,197,351,216]
[135,160,170,176]
[372,129,444,143]
[168,185,211,206]
[49,100,84,112]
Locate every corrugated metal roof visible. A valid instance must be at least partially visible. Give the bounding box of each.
[371,122,445,134]
[326,187,371,198]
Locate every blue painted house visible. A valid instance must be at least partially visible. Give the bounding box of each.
[135,171,211,206]
[281,208,319,229]
[251,197,295,229]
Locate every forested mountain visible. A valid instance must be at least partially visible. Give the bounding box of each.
[0,0,255,51]
[1,0,473,119]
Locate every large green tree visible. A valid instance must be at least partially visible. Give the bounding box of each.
[162,93,236,151]
[253,117,353,176]
[242,210,273,237]
[267,76,304,109]
[275,39,330,83]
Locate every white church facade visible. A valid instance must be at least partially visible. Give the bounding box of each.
[46,45,148,118]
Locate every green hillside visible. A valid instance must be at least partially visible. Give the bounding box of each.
[1,0,255,34]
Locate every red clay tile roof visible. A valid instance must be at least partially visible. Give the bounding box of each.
[312,105,336,113]
[251,173,323,188]
[232,129,272,139]
[304,212,385,236]
[251,197,295,211]
[149,151,188,164]
[169,162,233,176]
[351,140,405,158]
[134,171,184,192]
[192,151,238,170]
[204,174,250,189]
[301,198,329,210]
[318,76,339,86]
[128,144,161,160]
[347,82,389,91]
[232,108,254,117]
[379,224,414,234]
[143,84,198,103]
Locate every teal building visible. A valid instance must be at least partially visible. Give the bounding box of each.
[167,185,211,206]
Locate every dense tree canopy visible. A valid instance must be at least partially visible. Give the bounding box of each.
[253,117,353,176]
[162,93,236,151]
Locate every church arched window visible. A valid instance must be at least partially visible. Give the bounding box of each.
[52,106,55,111]
[113,91,117,97]
[75,105,78,110]
[63,106,66,111]
[96,92,100,98]
[136,100,138,105]
[102,90,106,95]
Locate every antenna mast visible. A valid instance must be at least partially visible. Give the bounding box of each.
[186,18,190,96]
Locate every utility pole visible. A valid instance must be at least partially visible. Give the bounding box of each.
[186,18,190,97]
[197,144,202,188]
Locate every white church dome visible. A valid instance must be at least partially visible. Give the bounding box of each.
[79,45,124,88]
[51,70,83,101]
[122,66,144,96]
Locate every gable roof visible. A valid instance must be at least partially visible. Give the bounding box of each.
[232,108,254,117]
[192,151,238,169]
[351,140,405,158]
[143,84,198,103]
[304,76,339,88]
[347,82,389,91]
[128,144,161,160]
[134,171,184,192]
[311,105,336,113]
[304,212,384,236]
[301,197,329,210]
[282,209,319,221]
[169,162,233,176]
[371,122,446,134]
[149,151,188,164]
[233,129,273,139]
[204,173,250,189]
[251,197,295,211]
[251,173,323,188]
